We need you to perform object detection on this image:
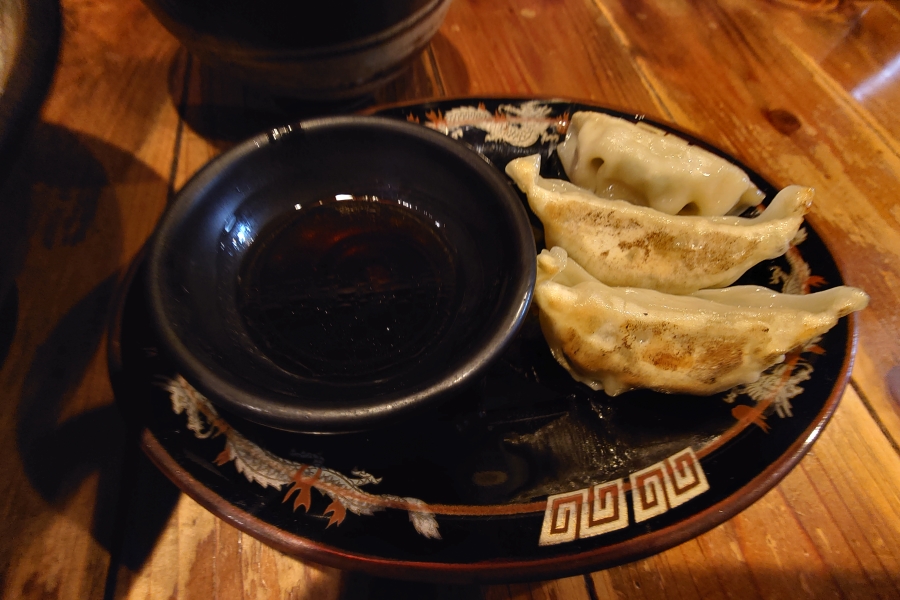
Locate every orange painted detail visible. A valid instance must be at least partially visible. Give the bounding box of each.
[213,447,232,466]
[731,404,771,433]
[283,466,322,512]
[324,499,347,528]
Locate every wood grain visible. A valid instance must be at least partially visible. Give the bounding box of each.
[436,0,664,110]
[0,0,178,597]
[485,576,593,600]
[113,493,343,599]
[2,0,900,597]
[756,0,900,135]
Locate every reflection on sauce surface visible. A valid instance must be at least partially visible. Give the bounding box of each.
[238,195,458,384]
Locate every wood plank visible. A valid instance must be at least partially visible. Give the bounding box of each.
[435,0,664,112]
[690,523,766,599]
[751,0,900,136]
[373,48,445,104]
[0,0,181,596]
[736,386,900,599]
[604,551,709,600]
[485,576,592,600]
[845,348,900,457]
[113,463,341,600]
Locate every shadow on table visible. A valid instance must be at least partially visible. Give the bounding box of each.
[0,286,19,368]
[164,31,469,149]
[338,564,900,599]
[165,50,378,149]
[339,573,484,600]
[10,123,180,588]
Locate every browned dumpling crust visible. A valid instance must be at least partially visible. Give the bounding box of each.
[507,154,811,295]
[534,247,869,396]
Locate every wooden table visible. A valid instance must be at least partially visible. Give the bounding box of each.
[2,0,900,597]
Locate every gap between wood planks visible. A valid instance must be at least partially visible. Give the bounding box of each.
[426,44,448,98]
[100,48,195,600]
[166,51,193,205]
[852,378,900,458]
[586,0,675,122]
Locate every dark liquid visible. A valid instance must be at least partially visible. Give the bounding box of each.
[238,196,458,383]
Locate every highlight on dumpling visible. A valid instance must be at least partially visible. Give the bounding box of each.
[534,247,869,397]
[557,111,765,216]
[506,154,811,295]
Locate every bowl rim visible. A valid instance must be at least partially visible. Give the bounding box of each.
[146,115,536,433]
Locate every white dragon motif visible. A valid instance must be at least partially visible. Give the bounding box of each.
[421,100,563,147]
[722,229,826,423]
[164,376,441,539]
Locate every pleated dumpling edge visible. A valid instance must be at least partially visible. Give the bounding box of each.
[507,154,811,294]
[534,247,868,397]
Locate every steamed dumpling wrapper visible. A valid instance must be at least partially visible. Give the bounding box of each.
[506,154,811,294]
[557,111,765,216]
[535,247,869,396]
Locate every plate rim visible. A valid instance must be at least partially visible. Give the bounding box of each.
[109,96,859,583]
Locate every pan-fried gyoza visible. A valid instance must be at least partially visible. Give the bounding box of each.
[557,111,764,216]
[534,247,869,396]
[506,154,811,295]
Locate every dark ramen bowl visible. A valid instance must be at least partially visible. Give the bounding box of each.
[139,0,452,99]
[146,116,535,433]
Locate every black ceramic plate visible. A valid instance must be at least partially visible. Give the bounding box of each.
[109,98,857,584]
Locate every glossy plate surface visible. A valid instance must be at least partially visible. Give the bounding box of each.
[109,98,857,583]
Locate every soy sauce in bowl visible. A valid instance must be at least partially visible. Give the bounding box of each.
[146,116,535,433]
[238,194,459,385]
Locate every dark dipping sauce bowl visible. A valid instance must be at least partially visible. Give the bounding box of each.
[146,116,536,433]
